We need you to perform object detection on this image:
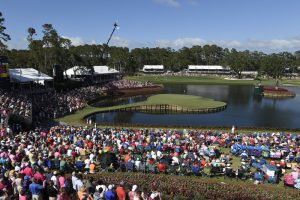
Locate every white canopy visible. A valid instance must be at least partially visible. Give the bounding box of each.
[93,66,119,74]
[9,68,53,83]
[65,66,90,76]
[188,65,227,70]
[143,65,164,71]
[241,71,258,75]
[65,66,119,77]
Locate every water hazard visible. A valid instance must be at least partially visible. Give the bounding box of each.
[88,85,300,129]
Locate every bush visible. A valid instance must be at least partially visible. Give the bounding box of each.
[84,172,300,200]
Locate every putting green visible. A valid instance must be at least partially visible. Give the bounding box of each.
[144,94,226,109]
[57,94,226,125]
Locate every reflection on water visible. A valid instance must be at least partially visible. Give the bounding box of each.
[91,95,148,107]
[88,85,300,129]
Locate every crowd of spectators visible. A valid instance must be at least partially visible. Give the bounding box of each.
[31,86,105,124]
[103,80,156,90]
[0,80,159,127]
[1,126,300,199]
[0,89,31,127]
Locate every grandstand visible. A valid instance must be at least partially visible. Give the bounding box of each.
[188,65,231,75]
[65,65,119,83]
[142,65,165,74]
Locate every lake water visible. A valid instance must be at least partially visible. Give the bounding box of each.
[88,85,300,129]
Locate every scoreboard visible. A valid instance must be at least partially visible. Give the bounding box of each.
[0,56,8,78]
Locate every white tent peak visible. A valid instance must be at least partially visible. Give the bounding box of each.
[9,68,53,83]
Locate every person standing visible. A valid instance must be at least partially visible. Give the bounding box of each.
[29,178,45,200]
[46,180,58,200]
[115,181,126,200]
[105,185,117,200]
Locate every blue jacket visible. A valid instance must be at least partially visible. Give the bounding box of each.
[29,183,43,195]
[105,190,117,200]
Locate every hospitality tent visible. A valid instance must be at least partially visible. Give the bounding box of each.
[9,68,53,84]
[93,66,119,75]
[65,66,90,78]
[188,65,231,75]
[142,65,164,73]
[65,66,119,82]
[93,66,119,83]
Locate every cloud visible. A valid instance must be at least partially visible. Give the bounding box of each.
[7,38,28,50]
[62,36,84,46]
[246,37,300,50]
[154,0,180,7]
[110,36,130,47]
[6,35,300,53]
[155,37,242,49]
[156,38,203,48]
[62,36,98,46]
[155,36,300,52]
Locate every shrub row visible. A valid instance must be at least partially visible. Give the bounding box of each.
[84,172,300,200]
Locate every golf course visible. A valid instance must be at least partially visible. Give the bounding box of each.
[125,75,300,86]
[58,94,227,125]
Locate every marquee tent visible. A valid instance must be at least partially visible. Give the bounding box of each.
[188,65,231,74]
[9,68,53,84]
[142,65,164,73]
[93,66,119,74]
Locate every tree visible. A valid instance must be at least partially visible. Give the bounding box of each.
[261,53,285,80]
[27,27,44,69]
[223,49,247,78]
[0,12,11,51]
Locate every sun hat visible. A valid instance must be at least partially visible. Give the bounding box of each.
[96,185,101,191]
[132,185,138,192]
[119,180,125,186]
[108,184,114,190]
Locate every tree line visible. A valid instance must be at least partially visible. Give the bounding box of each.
[1,12,300,79]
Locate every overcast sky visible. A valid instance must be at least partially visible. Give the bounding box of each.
[2,0,300,52]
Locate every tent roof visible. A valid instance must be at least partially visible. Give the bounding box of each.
[93,66,119,74]
[9,68,53,83]
[65,66,119,76]
[143,65,164,70]
[188,65,227,70]
[65,66,90,76]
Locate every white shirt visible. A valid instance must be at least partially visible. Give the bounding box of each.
[71,176,78,190]
[74,179,83,191]
[51,175,58,186]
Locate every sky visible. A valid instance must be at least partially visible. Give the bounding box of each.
[1,0,300,52]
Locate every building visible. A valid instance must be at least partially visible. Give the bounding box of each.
[241,71,258,78]
[142,65,164,74]
[65,66,119,83]
[9,68,53,85]
[187,65,231,75]
[93,66,119,83]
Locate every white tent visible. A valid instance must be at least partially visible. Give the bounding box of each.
[65,66,119,78]
[65,66,90,77]
[93,66,119,74]
[9,68,53,83]
[187,65,231,74]
[142,65,164,73]
[143,65,164,71]
[188,65,226,70]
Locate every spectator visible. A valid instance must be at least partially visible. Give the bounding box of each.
[105,184,117,200]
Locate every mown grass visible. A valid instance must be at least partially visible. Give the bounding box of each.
[125,75,300,86]
[144,94,226,109]
[57,94,226,125]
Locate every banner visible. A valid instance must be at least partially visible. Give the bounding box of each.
[0,64,8,78]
